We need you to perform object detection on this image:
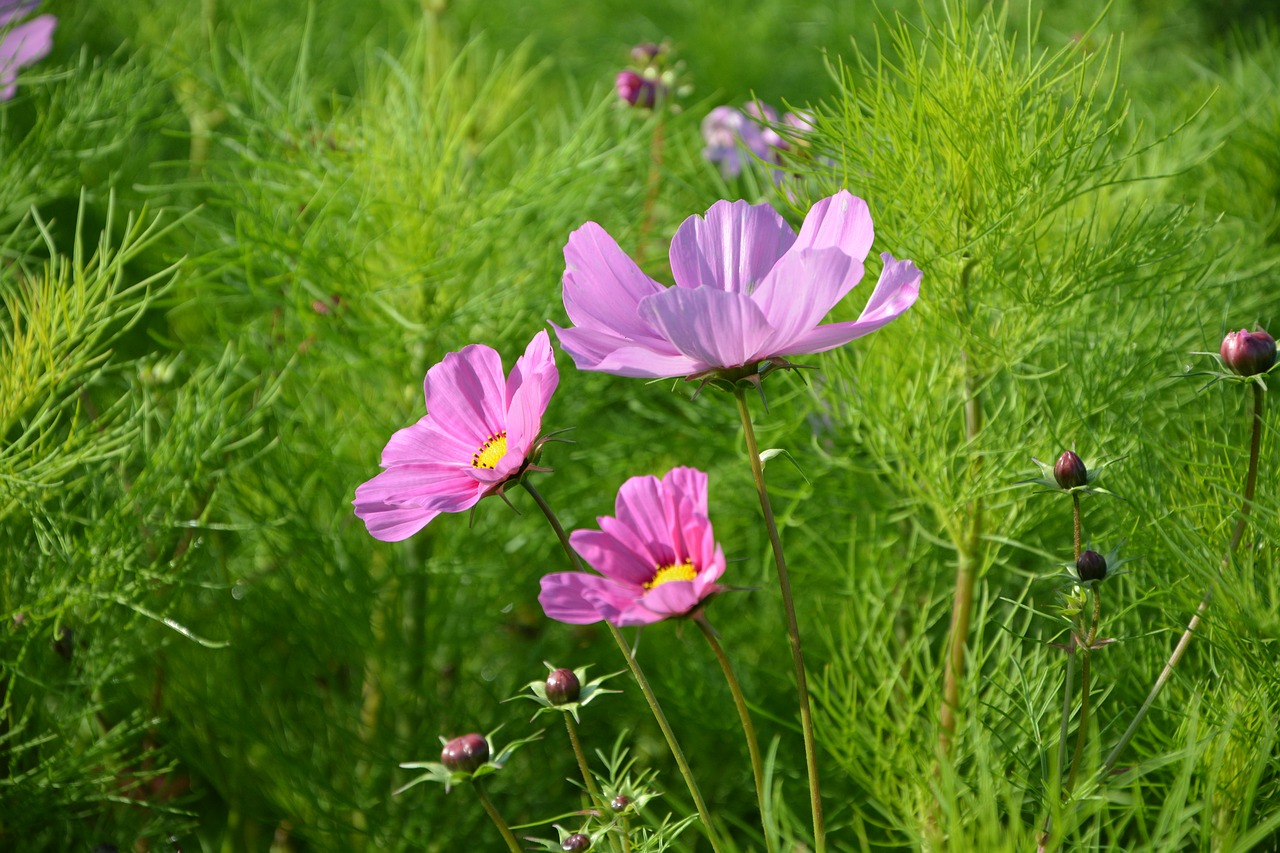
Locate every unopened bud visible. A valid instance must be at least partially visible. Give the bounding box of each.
[611,794,632,811]
[1220,328,1276,377]
[562,833,592,852]
[615,70,662,108]
[545,668,581,705]
[1053,450,1088,490]
[630,43,662,65]
[1076,550,1107,582]
[441,733,489,774]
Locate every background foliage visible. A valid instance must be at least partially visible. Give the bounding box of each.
[2,0,1278,850]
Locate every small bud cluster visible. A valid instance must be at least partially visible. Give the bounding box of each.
[614,41,686,110]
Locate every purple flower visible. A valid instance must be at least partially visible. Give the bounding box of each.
[0,0,54,101]
[1220,327,1276,377]
[701,105,775,178]
[354,331,559,541]
[539,467,726,626]
[553,191,921,380]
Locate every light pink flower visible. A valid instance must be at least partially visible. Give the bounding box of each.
[0,4,55,101]
[553,190,921,380]
[539,467,726,626]
[354,331,559,542]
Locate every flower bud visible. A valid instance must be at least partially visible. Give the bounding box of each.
[440,733,489,774]
[615,70,662,108]
[630,42,662,65]
[545,668,581,705]
[562,833,592,852]
[1220,328,1276,377]
[610,794,632,811]
[1053,450,1088,490]
[1076,550,1107,582]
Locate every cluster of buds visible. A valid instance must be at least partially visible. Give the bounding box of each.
[614,41,688,109]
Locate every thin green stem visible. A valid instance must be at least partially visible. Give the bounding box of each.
[605,622,723,853]
[1103,382,1266,772]
[472,779,523,853]
[732,387,824,853]
[696,614,775,853]
[1071,493,1082,561]
[1055,654,1074,791]
[1065,585,1102,794]
[564,714,602,805]
[521,480,722,852]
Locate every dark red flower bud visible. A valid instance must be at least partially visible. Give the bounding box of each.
[615,70,662,108]
[1053,450,1088,489]
[441,733,489,774]
[610,794,632,811]
[562,833,592,852]
[1220,328,1276,377]
[1076,550,1107,582]
[545,668,581,705]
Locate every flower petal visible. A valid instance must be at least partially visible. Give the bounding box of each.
[639,581,705,620]
[669,199,795,293]
[352,500,440,542]
[504,330,557,462]
[562,222,670,344]
[353,464,485,541]
[539,573,630,625]
[551,321,700,379]
[792,190,874,262]
[640,287,774,371]
[0,14,54,100]
[423,343,507,446]
[570,528,655,588]
[750,248,864,355]
[778,253,921,355]
[379,417,473,468]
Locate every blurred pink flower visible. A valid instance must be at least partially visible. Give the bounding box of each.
[354,331,559,541]
[553,190,921,380]
[0,1,55,100]
[539,467,725,626]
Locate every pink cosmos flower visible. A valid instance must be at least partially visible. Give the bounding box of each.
[354,330,559,542]
[0,1,55,101]
[539,467,725,626]
[553,190,921,380]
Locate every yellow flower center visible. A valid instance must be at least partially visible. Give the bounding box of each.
[471,431,508,469]
[644,559,697,590]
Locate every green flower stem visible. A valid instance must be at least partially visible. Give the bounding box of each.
[471,779,523,853]
[605,622,723,853]
[732,387,825,853]
[1103,382,1266,773]
[1072,493,1082,561]
[1055,653,1074,791]
[520,480,723,853]
[564,714,602,805]
[1065,585,1102,794]
[695,614,775,853]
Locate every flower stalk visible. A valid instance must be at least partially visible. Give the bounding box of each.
[1104,381,1266,772]
[1065,584,1102,794]
[471,779,523,853]
[564,714,602,805]
[695,614,774,853]
[733,386,825,853]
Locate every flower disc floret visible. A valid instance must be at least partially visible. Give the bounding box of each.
[353,331,558,541]
[538,467,726,626]
[552,191,921,381]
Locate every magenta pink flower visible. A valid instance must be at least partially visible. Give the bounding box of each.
[539,467,726,626]
[354,330,559,542]
[553,190,921,380]
[0,2,55,101]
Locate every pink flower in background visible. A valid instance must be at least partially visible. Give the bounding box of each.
[553,190,921,380]
[701,105,775,178]
[0,0,55,100]
[539,467,726,626]
[354,331,559,542]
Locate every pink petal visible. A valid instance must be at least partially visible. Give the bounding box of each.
[639,581,705,619]
[661,467,709,518]
[0,14,54,99]
[570,527,656,588]
[562,222,670,344]
[640,287,774,371]
[379,417,474,468]
[777,253,921,355]
[750,248,864,355]
[503,330,557,461]
[551,321,697,379]
[352,501,440,542]
[793,190,874,262]
[669,199,795,293]
[423,343,507,446]
[354,464,484,514]
[539,573,638,625]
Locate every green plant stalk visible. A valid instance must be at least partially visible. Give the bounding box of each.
[732,386,825,853]
[695,614,775,853]
[521,480,724,853]
[634,113,667,263]
[1072,493,1082,561]
[472,779,523,853]
[1104,382,1265,773]
[1066,585,1102,794]
[564,714,603,805]
[940,260,984,757]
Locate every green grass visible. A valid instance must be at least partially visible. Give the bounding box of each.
[2,0,1279,850]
